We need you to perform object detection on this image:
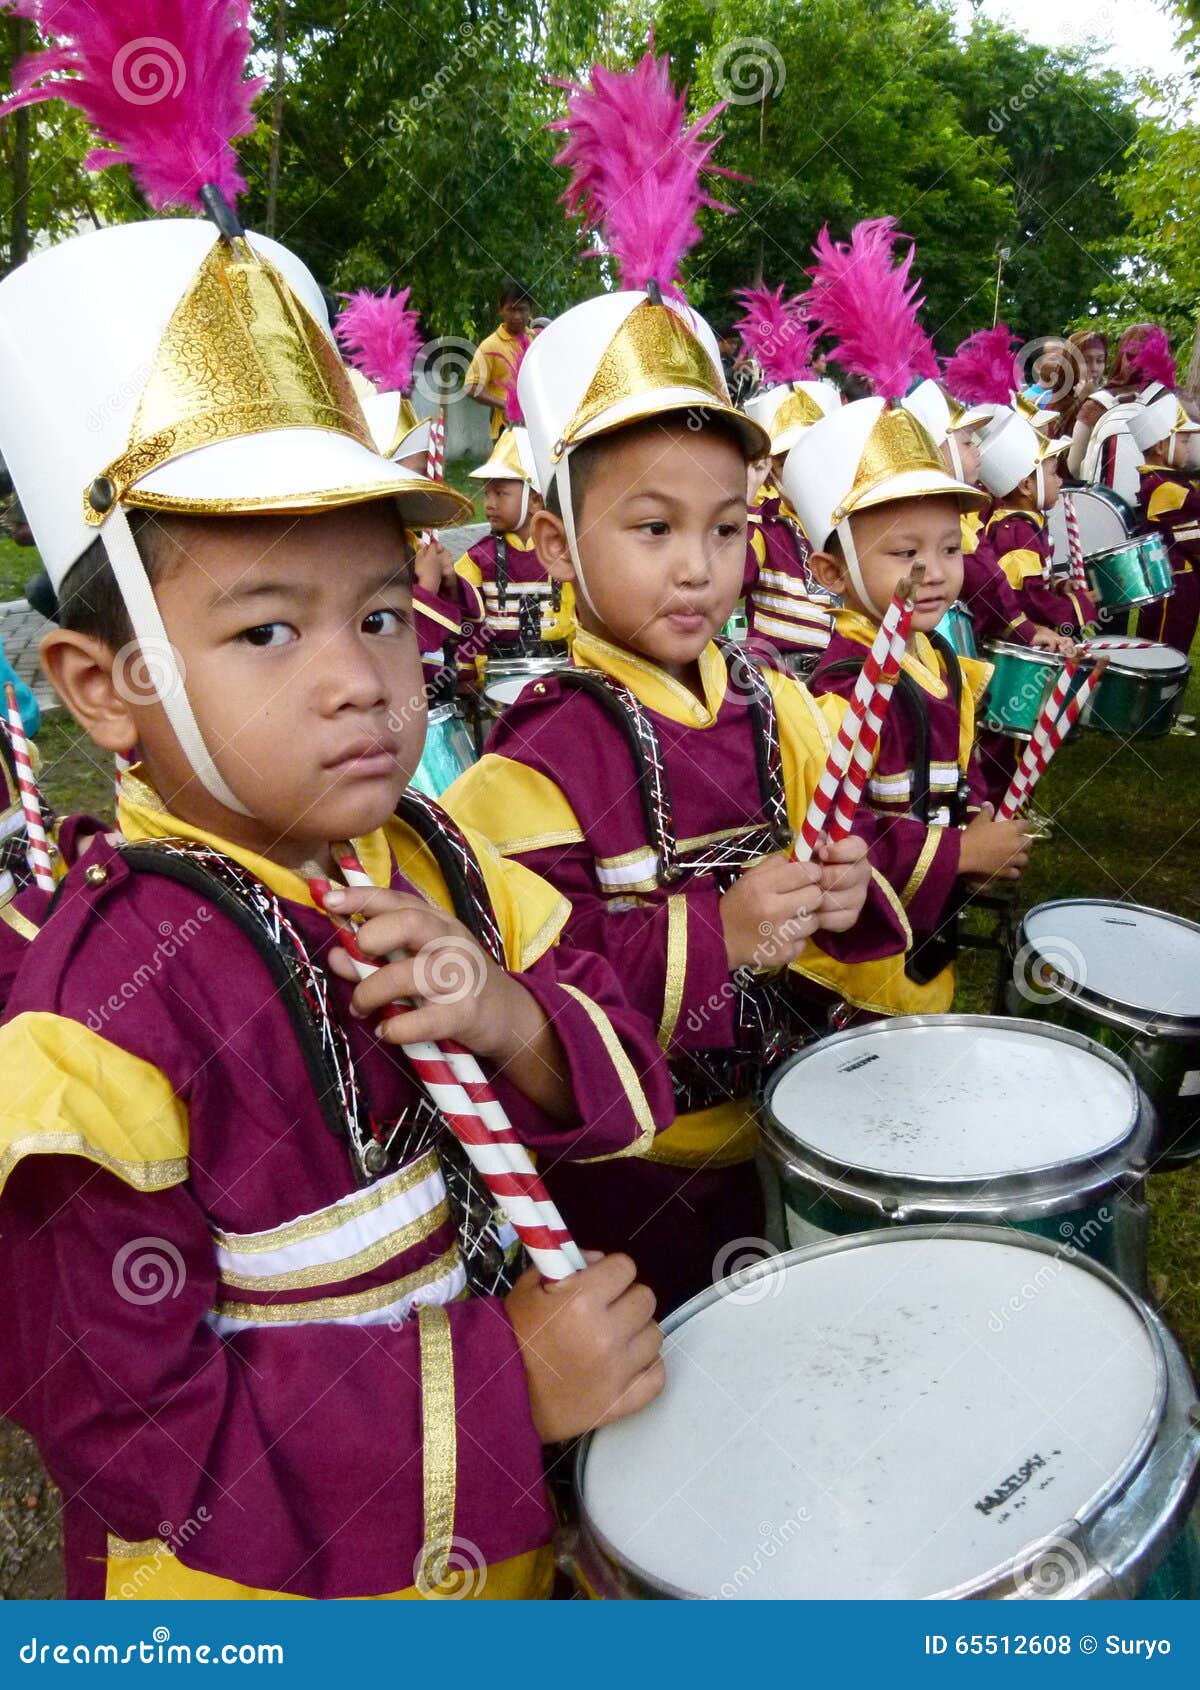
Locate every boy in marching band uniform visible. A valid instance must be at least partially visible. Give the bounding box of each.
[977,408,1096,639]
[741,380,841,673]
[1127,387,1200,654]
[0,69,674,1604]
[797,400,1033,1010]
[455,425,573,658]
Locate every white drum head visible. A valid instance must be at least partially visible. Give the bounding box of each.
[484,675,535,709]
[1087,638,1188,674]
[581,1235,1161,1599]
[1024,901,1200,1020]
[769,1022,1134,1177]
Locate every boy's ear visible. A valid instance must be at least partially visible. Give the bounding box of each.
[808,548,849,597]
[531,510,576,583]
[1012,471,1038,503]
[39,629,140,755]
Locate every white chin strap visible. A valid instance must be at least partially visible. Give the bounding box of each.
[518,482,531,530]
[946,433,964,482]
[1166,434,1180,469]
[553,456,599,619]
[102,505,250,815]
[1035,460,1046,507]
[835,518,882,619]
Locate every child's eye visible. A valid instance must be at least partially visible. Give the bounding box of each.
[362,607,410,635]
[238,622,295,648]
[638,521,670,536]
[717,522,744,539]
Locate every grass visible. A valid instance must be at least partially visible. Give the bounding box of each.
[0,536,39,604]
[25,622,1200,1368]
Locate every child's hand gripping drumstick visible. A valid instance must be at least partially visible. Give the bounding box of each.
[309,850,585,1281]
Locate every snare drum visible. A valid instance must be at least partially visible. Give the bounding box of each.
[1137,534,1175,600]
[761,1016,1150,1289]
[411,703,476,799]
[571,1230,1200,1598]
[1047,484,1137,562]
[1081,637,1191,739]
[1086,540,1166,613]
[1008,900,1200,1167]
[479,653,568,723]
[935,601,978,661]
[980,642,1065,739]
[721,606,749,644]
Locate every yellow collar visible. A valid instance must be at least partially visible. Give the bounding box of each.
[498,531,537,551]
[571,628,729,726]
[990,505,1045,530]
[833,609,948,699]
[117,770,396,908]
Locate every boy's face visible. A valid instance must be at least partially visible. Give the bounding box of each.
[500,298,531,336]
[1039,456,1062,510]
[1083,343,1106,386]
[945,430,981,485]
[811,495,964,635]
[533,419,748,678]
[133,503,424,865]
[483,477,528,535]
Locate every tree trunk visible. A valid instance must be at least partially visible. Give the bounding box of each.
[1184,314,1200,401]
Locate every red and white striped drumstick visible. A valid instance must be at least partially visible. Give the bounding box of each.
[1061,493,1088,591]
[4,683,54,892]
[1084,637,1154,652]
[311,852,584,1280]
[793,567,922,860]
[997,658,1109,820]
[419,407,448,550]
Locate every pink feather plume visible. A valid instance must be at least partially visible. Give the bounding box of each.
[1125,324,1177,390]
[549,48,737,293]
[503,340,529,425]
[335,288,424,395]
[941,323,1019,407]
[0,1,262,212]
[801,217,939,402]
[734,282,817,383]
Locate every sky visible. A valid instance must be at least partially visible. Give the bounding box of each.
[956,0,1190,82]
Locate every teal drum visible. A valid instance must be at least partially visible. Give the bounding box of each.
[569,1230,1200,1598]
[1087,540,1163,613]
[934,601,977,660]
[1137,533,1175,600]
[721,605,749,644]
[411,703,476,799]
[1082,636,1191,738]
[980,641,1065,739]
[1007,899,1200,1168]
[760,1016,1152,1291]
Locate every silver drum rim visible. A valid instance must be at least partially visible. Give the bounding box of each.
[1017,900,1200,1040]
[572,1227,1200,1600]
[761,1014,1150,1223]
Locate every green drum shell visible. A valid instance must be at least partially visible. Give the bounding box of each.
[1137,534,1175,599]
[761,1016,1152,1292]
[935,601,977,660]
[410,703,476,799]
[981,641,1065,739]
[1006,900,1200,1167]
[1087,540,1161,612]
[1081,648,1192,740]
[721,606,749,644]
[569,1227,1200,1600]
